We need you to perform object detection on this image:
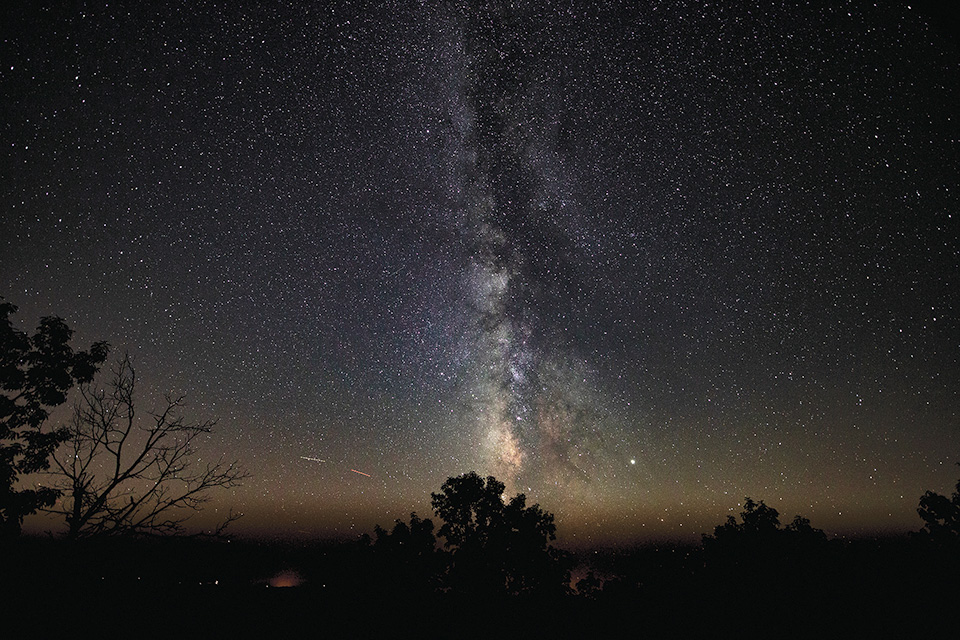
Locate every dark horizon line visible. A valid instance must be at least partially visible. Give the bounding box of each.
[16,524,924,549]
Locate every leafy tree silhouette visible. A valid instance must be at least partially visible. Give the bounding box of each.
[430,471,570,597]
[917,465,960,544]
[369,512,440,594]
[709,497,782,544]
[575,571,603,598]
[0,301,108,537]
[699,497,830,616]
[374,511,436,557]
[702,497,826,572]
[783,514,827,544]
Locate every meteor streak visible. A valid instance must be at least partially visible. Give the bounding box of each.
[350,469,371,477]
[300,456,326,463]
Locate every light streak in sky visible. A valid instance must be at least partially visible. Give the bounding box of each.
[351,469,372,477]
[300,456,326,463]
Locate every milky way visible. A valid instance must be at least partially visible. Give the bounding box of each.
[442,2,612,492]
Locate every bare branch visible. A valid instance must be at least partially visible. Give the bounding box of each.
[43,355,248,539]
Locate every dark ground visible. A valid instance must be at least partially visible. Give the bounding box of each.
[4,534,957,638]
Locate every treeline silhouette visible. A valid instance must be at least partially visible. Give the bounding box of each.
[6,471,960,637]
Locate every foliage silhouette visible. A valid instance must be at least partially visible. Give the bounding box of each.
[366,512,440,594]
[917,465,960,544]
[575,571,603,598]
[701,496,827,583]
[704,497,826,547]
[44,354,247,538]
[373,511,437,558]
[430,471,570,596]
[783,514,828,544]
[0,301,108,537]
[708,497,782,543]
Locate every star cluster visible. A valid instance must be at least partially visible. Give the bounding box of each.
[2,1,958,544]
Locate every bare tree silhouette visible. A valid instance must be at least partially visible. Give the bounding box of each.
[45,354,247,538]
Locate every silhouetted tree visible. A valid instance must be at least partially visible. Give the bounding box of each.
[702,496,827,579]
[370,512,440,593]
[708,497,782,545]
[703,497,828,557]
[0,301,108,537]
[44,354,246,538]
[374,511,437,557]
[575,571,603,598]
[917,466,960,544]
[784,514,827,542]
[431,471,570,596]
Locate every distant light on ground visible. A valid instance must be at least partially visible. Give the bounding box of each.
[268,570,303,588]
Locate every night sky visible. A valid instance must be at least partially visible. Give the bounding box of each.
[3,1,958,545]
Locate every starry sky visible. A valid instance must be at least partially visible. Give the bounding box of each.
[3,1,958,545]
